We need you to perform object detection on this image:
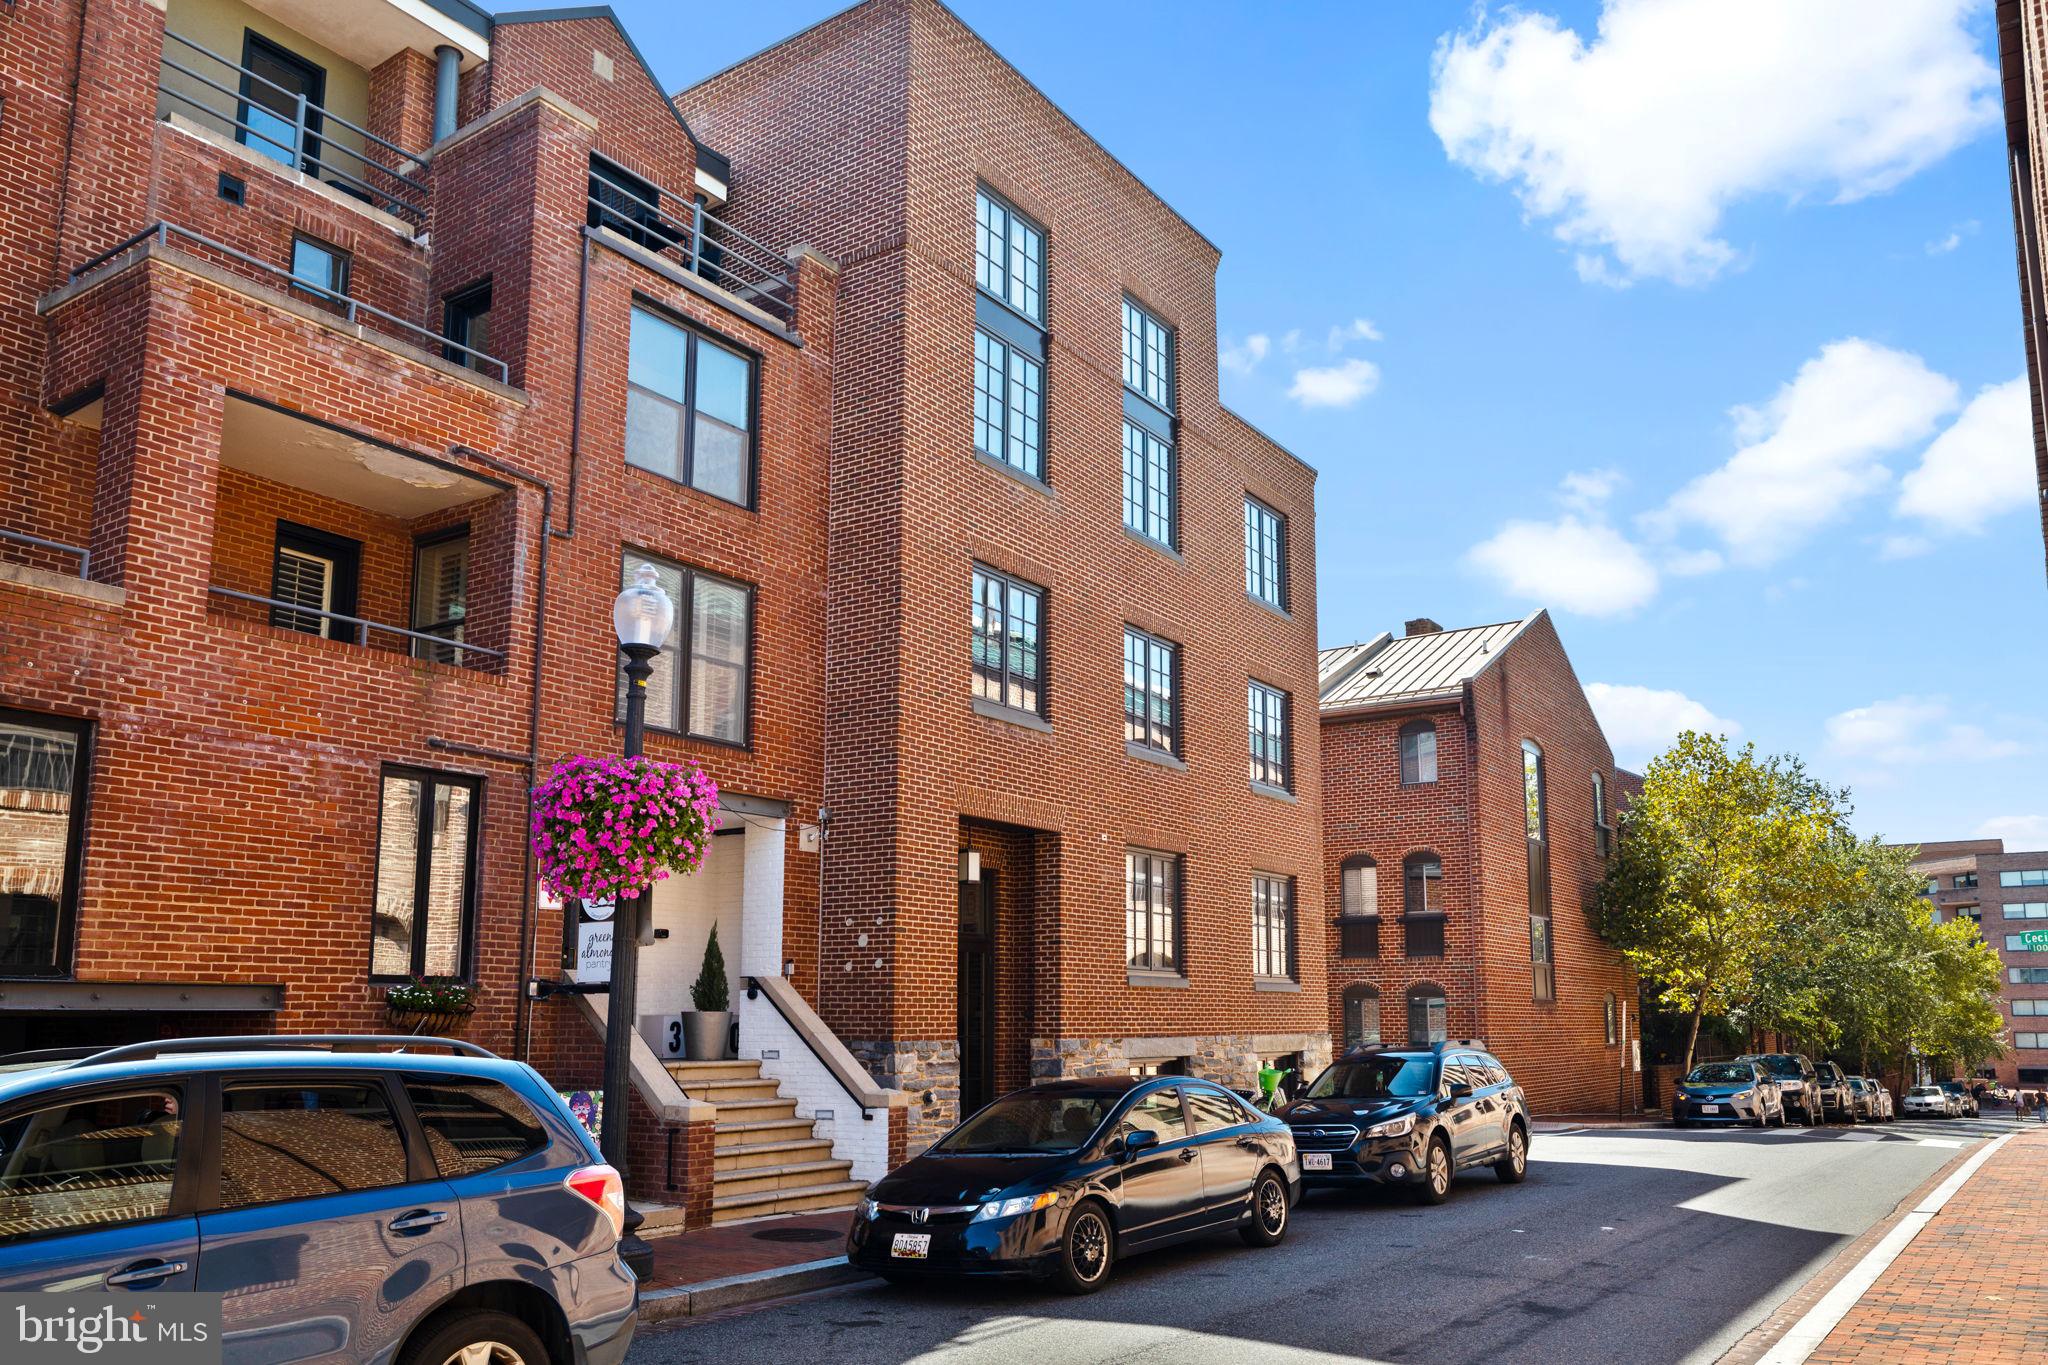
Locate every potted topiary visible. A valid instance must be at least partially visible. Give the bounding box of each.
[682,924,732,1060]
[384,978,477,1034]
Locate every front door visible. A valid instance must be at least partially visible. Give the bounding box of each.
[957,873,997,1119]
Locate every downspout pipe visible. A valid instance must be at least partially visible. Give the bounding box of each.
[433,46,461,144]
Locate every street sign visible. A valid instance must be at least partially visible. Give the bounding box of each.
[2020,928,2048,951]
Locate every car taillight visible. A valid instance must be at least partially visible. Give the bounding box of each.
[565,1164,626,1240]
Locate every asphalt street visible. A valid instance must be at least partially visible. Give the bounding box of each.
[628,1114,2031,1365]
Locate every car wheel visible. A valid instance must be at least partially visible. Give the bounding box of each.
[1415,1136,1452,1205]
[1239,1169,1290,1247]
[1494,1124,1528,1183]
[1053,1200,1115,1294]
[400,1311,547,1365]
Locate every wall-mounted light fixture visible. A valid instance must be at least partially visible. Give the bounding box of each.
[958,849,981,884]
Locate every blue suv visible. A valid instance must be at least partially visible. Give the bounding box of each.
[0,1035,636,1365]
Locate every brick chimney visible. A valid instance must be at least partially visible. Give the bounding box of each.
[1404,618,1443,637]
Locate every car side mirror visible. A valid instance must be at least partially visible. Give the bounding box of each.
[1447,1082,1474,1102]
[1117,1129,1159,1161]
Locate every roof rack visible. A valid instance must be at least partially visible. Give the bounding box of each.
[53,1034,499,1071]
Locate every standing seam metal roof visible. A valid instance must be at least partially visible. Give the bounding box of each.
[1318,614,1541,711]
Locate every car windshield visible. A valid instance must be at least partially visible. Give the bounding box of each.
[1686,1063,1752,1084]
[1751,1057,1804,1078]
[1908,1087,1941,1097]
[1304,1056,1436,1101]
[933,1093,1110,1154]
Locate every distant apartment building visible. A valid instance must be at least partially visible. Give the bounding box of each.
[1903,838,2048,1088]
[1995,0,2048,582]
[1318,613,1640,1116]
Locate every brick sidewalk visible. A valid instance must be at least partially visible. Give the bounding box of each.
[640,1209,853,1291]
[1804,1129,2048,1363]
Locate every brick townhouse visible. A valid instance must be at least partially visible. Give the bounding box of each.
[678,0,1328,1145]
[1901,838,2048,1090]
[1318,612,1641,1117]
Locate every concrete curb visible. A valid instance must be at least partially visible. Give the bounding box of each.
[638,1256,870,1323]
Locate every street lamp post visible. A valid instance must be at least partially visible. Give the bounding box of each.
[605,563,673,1273]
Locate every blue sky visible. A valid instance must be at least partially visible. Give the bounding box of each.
[620,0,2044,847]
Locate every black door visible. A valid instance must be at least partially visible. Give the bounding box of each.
[238,32,326,175]
[957,873,997,1119]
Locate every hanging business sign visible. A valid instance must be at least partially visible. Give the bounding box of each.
[572,918,613,984]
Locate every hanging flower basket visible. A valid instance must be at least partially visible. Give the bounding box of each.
[530,755,721,905]
[383,978,477,1034]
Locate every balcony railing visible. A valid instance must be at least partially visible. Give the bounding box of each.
[157,30,431,227]
[71,223,509,383]
[588,178,796,328]
[0,528,91,580]
[208,586,504,663]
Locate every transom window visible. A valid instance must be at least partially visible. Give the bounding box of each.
[1253,874,1294,979]
[1245,497,1286,608]
[1126,848,1181,975]
[1248,681,1291,790]
[1123,422,1175,547]
[1122,297,1172,410]
[616,550,753,745]
[972,565,1045,716]
[369,767,480,981]
[976,188,1043,323]
[1124,627,1179,755]
[1399,720,1437,785]
[625,306,755,507]
[973,330,1044,479]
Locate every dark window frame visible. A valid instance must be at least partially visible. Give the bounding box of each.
[1342,983,1382,1049]
[410,525,470,664]
[974,185,1046,326]
[1248,679,1292,791]
[615,548,756,749]
[1123,625,1180,756]
[367,765,484,983]
[269,519,361,639]
[236,29,326,175]
[288,233,351,314]
[1122,295,1175,413]
[1399,720,1438,785]
[1252,873,1296,981]
[1245,496,1288,609]
[1406,984,1449,1046]
[972,325,1045,481]
[623,298,762,511]
[440,280,493,370]
[971,563,1047,719]
[589,153,681,254]
[1125,847,1183,976]
[1338,853,1379,959]
[1403,851,1445,958]
[0,707,94,980]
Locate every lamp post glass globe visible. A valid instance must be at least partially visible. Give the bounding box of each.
[613,563,675,650]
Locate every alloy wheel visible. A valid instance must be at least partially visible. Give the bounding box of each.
[1258,1176,1287,1233]
[1508,1129,1526,1174]
[444,1345,528,1365]
[1429,1143,1450,1195]
[1072,1210,1109,1282]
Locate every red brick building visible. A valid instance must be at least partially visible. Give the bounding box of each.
[679,0,1328,1144]
[1318,612,1640,1117]
[1901,838,2048,1090]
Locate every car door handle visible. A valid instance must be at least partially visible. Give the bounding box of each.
[106,1260,186,1287]
[1177,1147,1198,1163]
[389,1210,450,1233]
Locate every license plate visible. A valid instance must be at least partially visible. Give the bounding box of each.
[1700,1104,1720,1113]
[1302,1152,1333,1171]
[890,1233,931,1259]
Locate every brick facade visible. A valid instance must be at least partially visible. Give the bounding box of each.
[1903,839,2048,1089]
[1320,613,1640,1117]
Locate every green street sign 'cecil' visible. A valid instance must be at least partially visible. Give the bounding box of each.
[2021,928,2048,951]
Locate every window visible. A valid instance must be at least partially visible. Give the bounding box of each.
[404,1076,547,1176]
[1244,497,1286,608]
[2014,967,2048,984]
[1253,874,1294,979]
[1404,852,1444,957]
[2013,999,2046,1016]
[411,529,468,664]
[269,521,361,639]
[1399,721,1437,785]
[441,282,493,370]
[1186,1087,1251,1134]
[1593,770,1612,857]
[625,306,755,506]
[2017,1033,2048,1049]
[588,154,676,253]
[1128,1058,1186,1078]
[1122,422,1175,547]
[1604,992,1618,1046]
[975,189,1043,323]
[2006,935,2047,952]
[1126,848,1181,975]
[1123,627,1179,755]
[2007,903,2048,920]
[973,329,1043,479]
[615,551,753,744]
[1117,1086,1186,1142]
[1342,984,1381,1049]
[289,234,350,313]
[1123,297,1173,409]
[1407,986,1448,1046]
[0,711,91,975]
[1956,872,1978,890]
[219,1083,406,1209]
[369,768,481,980]
[1339,854,1379,958]
[1525,740,1554,1003]
[238,32,325,173]
[1248,681,1291,790]
[971,565,1045,716]
[0,1090,181,1244]
[2001,869,2048,887]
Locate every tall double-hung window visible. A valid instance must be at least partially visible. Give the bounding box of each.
[971,565,1045,716]
[1123,626,1179,756]
[973,189,1047,481]
[1121,297,1176,546]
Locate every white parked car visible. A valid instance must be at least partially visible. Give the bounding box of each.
[1901,1085,1953,1117]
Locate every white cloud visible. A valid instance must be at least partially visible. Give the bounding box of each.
[1878,533,1934,560]
[1661,547,1723,576]
[1465,514,1658,616]
[1585,682,1741,766]
[1279,329,1305,355]
[1895,377,2034,532]
[1326,318,1383,349]
[1220,333,1270,376]
[1429,0,1997,286]
[1288,357,1382,408]
[1976,814,2048,847]
[1925,219,1978,254]
[1559,466,1626,512]
[1655,339,1958,562]
[1825,695,2028,765]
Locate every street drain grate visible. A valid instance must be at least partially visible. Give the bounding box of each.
[753,1226,842,1243]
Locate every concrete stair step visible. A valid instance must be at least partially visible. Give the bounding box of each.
[665,1060,762,1082]
[710,1178,868,1223]
[712,1159,855,1200]
[672,1077,783,1103]
[715,1138,837,1172]
[710,1097,799,1123]
[713,1117,815,1149]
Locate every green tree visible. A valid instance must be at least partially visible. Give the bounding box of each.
[691,924,730,1013]
[1597,732,1847,1075]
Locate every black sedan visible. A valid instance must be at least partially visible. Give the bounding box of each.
[847,1076,1299,1292]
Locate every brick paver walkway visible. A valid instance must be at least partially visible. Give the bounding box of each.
[1805,1129,2048,1363]
[641,1209,852,1291]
